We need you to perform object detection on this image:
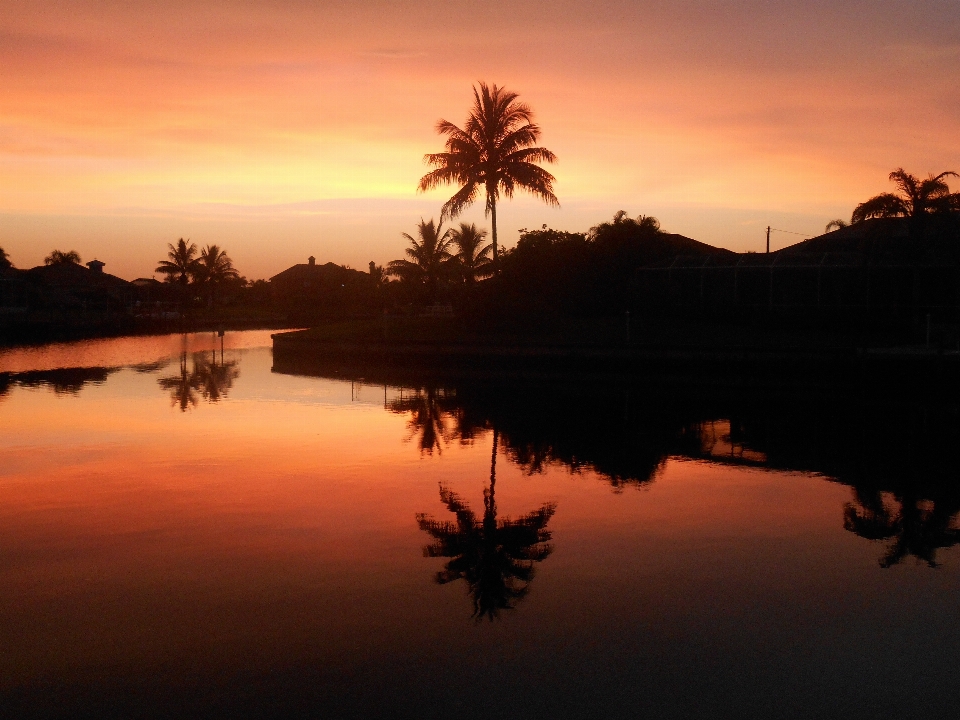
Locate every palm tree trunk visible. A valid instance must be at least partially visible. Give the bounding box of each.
[490,198,498,270]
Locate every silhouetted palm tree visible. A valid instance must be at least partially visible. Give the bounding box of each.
[368,261,389,288]
[44,249,81,265]
[449,222,493,283]
[196,244,239,306]
[850,168,959,224]
[158,352,200,411]
[387,219,454,297]
[418,82,558,268]
[156,238,200,286]
[416,428,556,621]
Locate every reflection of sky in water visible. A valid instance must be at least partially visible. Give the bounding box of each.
[1,331,959,717]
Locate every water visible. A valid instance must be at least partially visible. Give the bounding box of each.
[2,331,958,719]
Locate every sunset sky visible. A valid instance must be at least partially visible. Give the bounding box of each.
[2,0,959,280]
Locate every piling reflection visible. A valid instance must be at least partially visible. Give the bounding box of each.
[416,429,556,620]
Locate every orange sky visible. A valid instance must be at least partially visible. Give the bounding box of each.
[2,0,959,279]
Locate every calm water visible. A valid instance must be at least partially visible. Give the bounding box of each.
[2,331,959,719]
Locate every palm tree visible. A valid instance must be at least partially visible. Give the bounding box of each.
[449,223,493,283]
[196,244,239,306]
[418,82,559,268]
[416,428,556,620]
[44,249,81,265]
[850,168,959,224]
[387,218,454,297]
[156,238,200,286]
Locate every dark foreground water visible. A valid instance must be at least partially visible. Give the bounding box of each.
[1,331,959,719]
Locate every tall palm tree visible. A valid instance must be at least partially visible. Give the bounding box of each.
[416,427,557,621]
[418,82,559,268]
[196,244,239,306]
[44,249,81,265]
[449,222,493,283]
[387,218,454,297]
[850,168,959,224]
[156,238,200,286]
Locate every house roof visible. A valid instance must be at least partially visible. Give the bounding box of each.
[26,262,132,289]
[269,261,367,284]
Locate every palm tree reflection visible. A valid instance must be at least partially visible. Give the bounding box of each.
[388,387,457,454]
[844,489,960,567]
[157,350,239,411]
[416,429,557,621]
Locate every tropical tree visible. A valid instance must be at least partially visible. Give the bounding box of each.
[416,428,556,620]
[368,261,389,288]
[850,168,959,224]
[449,222,493,283]
[156,238,200,286]
[44,249,81,265]
[195,244,239,306]
[418,82,558,268]
[387,218,454,296]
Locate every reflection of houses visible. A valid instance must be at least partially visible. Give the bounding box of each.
[636,216,960,323]
[269,255,374,320]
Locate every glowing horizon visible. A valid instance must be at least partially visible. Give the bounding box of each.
[2,0,959,280]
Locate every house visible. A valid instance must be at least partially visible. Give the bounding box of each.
[24,259,137,311]
[269,255,376,320]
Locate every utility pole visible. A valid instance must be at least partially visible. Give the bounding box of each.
[766,226,771,254]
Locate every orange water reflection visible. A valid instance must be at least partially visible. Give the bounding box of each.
[2,332,959,717]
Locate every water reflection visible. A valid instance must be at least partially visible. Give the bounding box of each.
[0,365,119,396]
[157,350,239,411]
[417,429,556,620]
[844,489,960,567]
[388,387,458,454]
[271,350,960,570]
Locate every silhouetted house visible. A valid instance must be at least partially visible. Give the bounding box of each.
[0,266,29,314]
[635,215,960,324]
[269,256,375,320]
[24,260,137,312]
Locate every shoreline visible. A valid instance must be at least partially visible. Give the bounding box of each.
[272,328,960,389]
